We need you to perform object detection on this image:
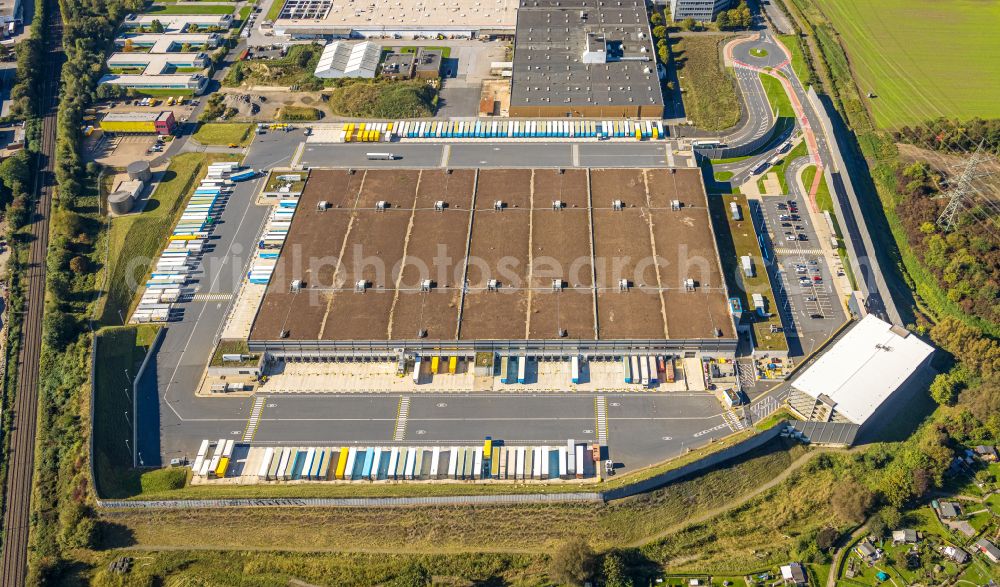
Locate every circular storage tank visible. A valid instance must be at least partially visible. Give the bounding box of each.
[127,160,152,182]
[108,190,135,215]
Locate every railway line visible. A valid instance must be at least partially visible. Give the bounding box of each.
[0,4,63,585]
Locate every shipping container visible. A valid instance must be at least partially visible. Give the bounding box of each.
[575,445,585,479]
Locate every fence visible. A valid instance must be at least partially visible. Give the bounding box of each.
[95,421,788,509]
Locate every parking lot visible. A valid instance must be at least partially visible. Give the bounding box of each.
[753,196,846,356]
[243,392,736,474]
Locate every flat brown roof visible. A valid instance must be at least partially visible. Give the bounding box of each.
[250,167,735,343]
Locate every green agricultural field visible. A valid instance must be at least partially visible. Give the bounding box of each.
[147,3,234,14]
[193,122,253,146]
[815,0,1000,128]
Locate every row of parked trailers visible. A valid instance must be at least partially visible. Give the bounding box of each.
[132,164,240,323]
[622,355,676,386]
[195,440,599,482]
[192,438,236,478]
[249,197,298,284]
[342,120,666,142]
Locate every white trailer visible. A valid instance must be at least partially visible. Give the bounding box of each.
[558,447,568,478]
[257,447,274,480]
[430,447,441,479]
[541,446,550,478]
[532,447,542,479]
[630,356,640,384]
[276,447,291,480]
[404,447,417,480]
[566,440,576,475]
[344,447,357,480]
[302,448,316,480]
[447,447,459,479]
[516,447,526,480]
[575,445,585,479]
[506,447,516,479]
[387,447,400,480]
[473,447,483,480]
[640,355,650,386]
[370,447,383,480]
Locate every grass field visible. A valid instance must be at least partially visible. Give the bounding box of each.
[147,3,234,14]
[777,34,813,87]
[98,440,804,554]
[672,36,740,131]
[192,122,253,146]
[814,0,1000,128]
[97,153,240,325]
[92,325,160,498]
[277,105,323,121]
[266,0,286,21]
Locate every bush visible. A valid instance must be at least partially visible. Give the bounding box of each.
[328,79,437,118]
[549,538,596,586]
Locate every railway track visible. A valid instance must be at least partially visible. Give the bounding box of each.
[0,4,63,586]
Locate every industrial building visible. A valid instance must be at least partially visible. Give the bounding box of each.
[508,0,664,118]
[102,12,230,95]
[669,0,732,22]
[381,48,443,80]
[248,167,736,359]
[271,0,517,39]
[787,315,934,435]
[99,111,177,135]
[312,41,380,79]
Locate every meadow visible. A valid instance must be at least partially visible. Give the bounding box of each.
[814,0,1000,128]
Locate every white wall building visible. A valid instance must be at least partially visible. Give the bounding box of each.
[313,41,380,79]
[788,315,934,429]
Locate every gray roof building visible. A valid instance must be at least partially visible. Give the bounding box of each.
[509,0,664,118]
[975,538,1000,563]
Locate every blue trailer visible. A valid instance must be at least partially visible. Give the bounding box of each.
[361,448,375,478]
[230,169,257,182]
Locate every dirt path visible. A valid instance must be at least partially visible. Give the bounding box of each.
[626,447,848,548]
[827,523,867,587]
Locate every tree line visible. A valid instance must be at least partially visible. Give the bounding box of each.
[893,117,1000,156]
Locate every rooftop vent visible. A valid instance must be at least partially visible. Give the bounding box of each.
[355,280,369,293]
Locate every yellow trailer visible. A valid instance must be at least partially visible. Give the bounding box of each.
[215,457,229,478]
[345,123,355,133]
[359,122,367,132]
[335,447,349,480]
[635,129,642,141]
[490,447,501,477]
[448,356,457,374]
[431,356,440,373]
[652,127,659,139]
[483,438,492,456]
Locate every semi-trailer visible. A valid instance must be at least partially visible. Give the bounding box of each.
[622,356,632,383]
[267,448,282,480]
[430,447,441,479]
[276,447,291,480]
[532,447,542,479]
[387,448,400,480]
[447,447,459,478]
[541,447,550,478]
[313,449,327,479]
[404,447,417,480]
[524,446,533,481]
[506,446,516,479]
[370,448,382,480]
[515,447,526,480]
[192,439,210,474]
[640,355,650,386]
[517,356,526,384]
[571,356,580,384]
[558,447,568,478]
[257,447,275,480]
[575,445,585,479]
[361,447,375,479]
[414,448,425,479]
[394,447,407,480]
[290,449,305,480]
[648,356,658,385]
[344,447,358,480]
[462,448,474,480]
[412,355,422,384]
[335,447,349,480]
[473,447,483,480]
[490,446,501,478]
[566,440,576,476]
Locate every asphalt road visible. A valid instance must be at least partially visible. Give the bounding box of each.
[298,142,679,169]
[243,392,736,475]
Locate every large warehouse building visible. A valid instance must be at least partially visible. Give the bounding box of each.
[272,0,518,39]
[787,315,934,436]
[508,0,664,118]
[248,167,735,358]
